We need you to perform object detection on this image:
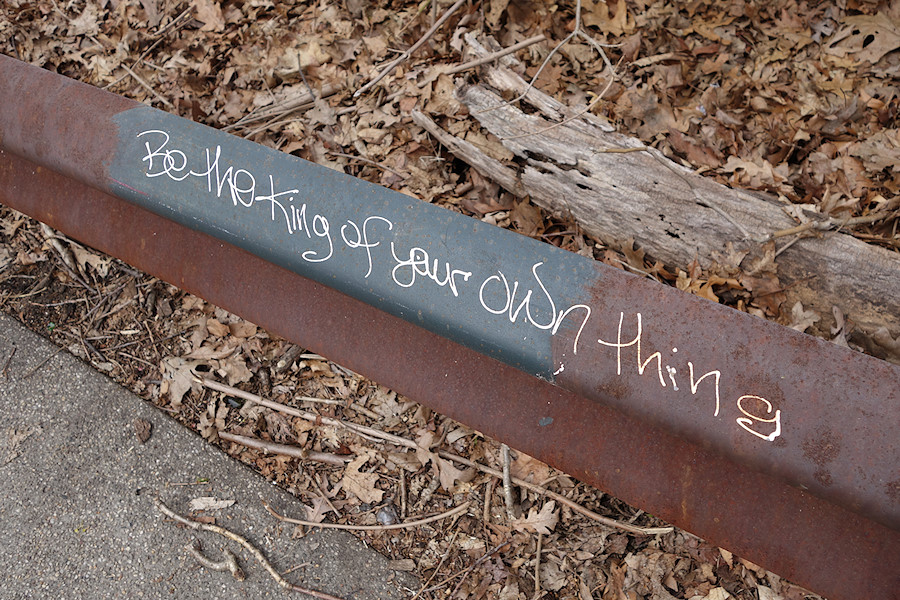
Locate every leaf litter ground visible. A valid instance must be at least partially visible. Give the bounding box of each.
[3,0,900,598]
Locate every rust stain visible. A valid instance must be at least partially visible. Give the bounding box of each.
[802,429,842,467]
[814,469,834,487]
[888,480,900,504]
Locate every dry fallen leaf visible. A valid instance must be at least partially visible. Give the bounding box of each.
[689,587,732,600]
[68,3,100,37]
[214,351,253,385]
[205,318,229,337]
[70,244,112,278]
[160,357,203,408]
[342,453,384,504]
[756,585,783,600]
[265,411,296,444]
[189,496,235,511]
[436,456,474,491]
[510,452,551,484]
[510,200,543,237]
[850,129,900,172]
[582,0,634,36]
[304,496,337,524]
[3,426,42,465]
[193,0,225,32]
[229,320,258,339]
[788,301,820,333]
[198,398,228,440]
[827,13,900,63]
[510,500,559,535]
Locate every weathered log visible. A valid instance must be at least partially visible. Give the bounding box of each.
[413,36,900,353]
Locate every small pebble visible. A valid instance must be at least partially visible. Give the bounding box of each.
[376,504,399,526]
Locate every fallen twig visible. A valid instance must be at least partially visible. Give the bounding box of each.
[447,541,509,597]
[326,151,407,179]
[219,431,352,466]
[120,64,174,109]
[103,7,193,90]
[154,497,345,599]
[532,532,543,600]
[438,451,672,536]
[197,377,673,535]
[476,0,617,119]
[768,211,892,240]
[226,83,340,133]
[263,498,469,532]
[105,327,188,352]
[501,443,516,520]
[80,282,128,325]
[410,531,459,600]
[197,376,413,447]
[186,538,245,581]
[399,470,408,518]
[1,346,15,379]
[501,62,620,141]
[631,51,677,68]
[21,345,66,380]
[39,224,93,291]
[447,34,546,74]
[483,478,495,523]
[354,0,466,98]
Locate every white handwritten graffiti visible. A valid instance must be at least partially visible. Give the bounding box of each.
[597,312,780,440]
[133,128,783,442]
[478,262,591,354]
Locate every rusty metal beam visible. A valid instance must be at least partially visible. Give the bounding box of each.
[1,55,898,600]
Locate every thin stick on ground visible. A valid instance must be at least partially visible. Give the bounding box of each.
[103,7,193,90]
[532,532,543,600]
[186,538,245,581]
[399,470,408,518]
[312,477,342,519]
[476,0,617,117]
[326,151,407,179]
[411,531,459,600]
[196,376,413,448]
[439,451,672,536]
[501,57,622,141]
[1,346,15,379]
[447,34,547,74]
[768,211,893,240]
[353,0,466,98]
[225,83,340,133]
[419,541,508,595]
[153,497,345,600]
[263,498,470,532]
[483,478,495,523]
[448,541,509,597]
[120,64,174,109]
[501,443,516,520]
[218,432,352,466]
[22,345,66,380]
[196,377,673,536]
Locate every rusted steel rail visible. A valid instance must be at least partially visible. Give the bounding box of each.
[1,55,898,600]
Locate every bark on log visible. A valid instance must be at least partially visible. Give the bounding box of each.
[413,36,900,357]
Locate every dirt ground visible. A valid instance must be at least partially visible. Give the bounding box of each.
[3,1,899,598]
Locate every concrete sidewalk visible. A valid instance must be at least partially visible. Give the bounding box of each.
[0,313,417,599]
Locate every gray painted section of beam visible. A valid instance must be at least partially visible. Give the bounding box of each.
[108,107,599,380]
